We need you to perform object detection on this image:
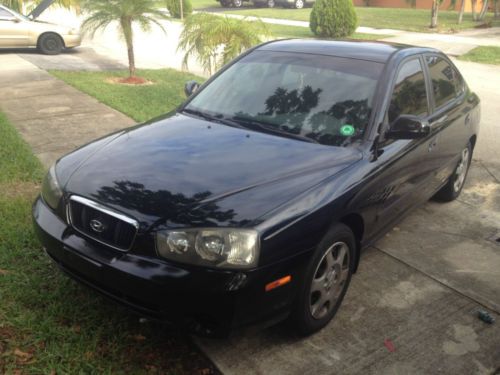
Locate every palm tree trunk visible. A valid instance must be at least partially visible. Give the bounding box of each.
[458,0,465,23]
[478,0,489,20]
[120,17,136,78]
[431,0,439,28]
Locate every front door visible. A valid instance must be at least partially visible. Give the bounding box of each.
[366,56,439,235]
[0,8,29,47]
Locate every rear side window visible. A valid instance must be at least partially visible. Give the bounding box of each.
[426,56,464,109]
[388,58,428,124]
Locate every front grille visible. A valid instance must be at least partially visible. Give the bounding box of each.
[68,196,139,251]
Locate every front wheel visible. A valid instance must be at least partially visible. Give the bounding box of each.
[433,142,472,202]
[291,223,355,336]
[267,0,276,7]
[232,0,243,7]
[38,33,64,55]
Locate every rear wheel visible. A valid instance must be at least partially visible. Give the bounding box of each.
[291,223,355,336]
[433,142,472,202]
[232,0,243,7]
[267,0,276,7]
[38,33,64,55]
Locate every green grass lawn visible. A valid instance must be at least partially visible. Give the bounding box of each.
[458,45,500,65]
[51,69,205,123]
[0,111,216,373]
[207,5,499,33]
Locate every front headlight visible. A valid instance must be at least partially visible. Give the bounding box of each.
[41,165,63,209]
[156,229,259,269]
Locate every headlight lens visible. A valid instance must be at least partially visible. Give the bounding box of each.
[156,229,259,269]
[41,165,63,209]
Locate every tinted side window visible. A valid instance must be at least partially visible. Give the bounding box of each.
[388,59,428,124]
[426,56,463,109]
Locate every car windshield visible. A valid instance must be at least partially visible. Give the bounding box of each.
[1,6,30,21]
[184,50,384,146]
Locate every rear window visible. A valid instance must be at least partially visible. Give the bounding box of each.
[426,56,464,109]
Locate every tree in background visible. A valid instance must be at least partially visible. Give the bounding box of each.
[309,0,357,38]
[430,0,441,28]
[165,0,192,19]
[178,13,269,75]
[81,0,168,82]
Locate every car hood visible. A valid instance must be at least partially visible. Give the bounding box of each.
[62,114,362,229]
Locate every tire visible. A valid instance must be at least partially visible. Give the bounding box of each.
[220,0,231,6]
[267,0,276,7]
[38,33,64,55]
[232,0,243,7]
[433,142,472,202]
[294,0,304,8]
[291,223,355,336]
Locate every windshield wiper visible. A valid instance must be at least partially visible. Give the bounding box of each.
[181,108,246,129]
[230,116,319,144]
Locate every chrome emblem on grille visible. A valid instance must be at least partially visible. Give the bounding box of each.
[90,219,105,233]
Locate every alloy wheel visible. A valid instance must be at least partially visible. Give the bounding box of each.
[453,147,470,192]
[295,0,304,8]
[309,241,350,320]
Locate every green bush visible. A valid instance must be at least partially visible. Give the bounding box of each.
[310,0,357,38]
[166,0,192,18]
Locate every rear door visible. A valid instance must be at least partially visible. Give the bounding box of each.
[0,7,29,47]
[424,54,470,187]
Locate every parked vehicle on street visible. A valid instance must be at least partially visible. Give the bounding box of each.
[33,40,480,337]
[217,0,311,7]
[0,2,81,54]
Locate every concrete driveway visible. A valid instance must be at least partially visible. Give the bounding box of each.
[0,46,499,374]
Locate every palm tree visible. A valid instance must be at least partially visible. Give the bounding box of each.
[81,0,168,80]
[178,13,269,75]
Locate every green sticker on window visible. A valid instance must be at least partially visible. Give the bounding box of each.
[340,124,355,137]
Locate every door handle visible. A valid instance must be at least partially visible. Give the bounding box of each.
[465,113,471,126]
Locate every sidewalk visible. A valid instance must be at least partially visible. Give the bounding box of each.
[218,13,500,56]
[0,54,135,167]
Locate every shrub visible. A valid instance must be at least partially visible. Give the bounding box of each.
[310,0,357,38]
[166,0,192,18]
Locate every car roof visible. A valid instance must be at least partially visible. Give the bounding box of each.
[256,39,438,64]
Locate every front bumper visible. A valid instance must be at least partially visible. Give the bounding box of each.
[62,34,82,48]
[33,197,310,336]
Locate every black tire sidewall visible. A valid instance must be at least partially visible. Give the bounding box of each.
[434,141,472,202]
[39,34,63,55]
[292,223,355,336]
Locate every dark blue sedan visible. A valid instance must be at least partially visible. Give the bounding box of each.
[33,40,480,337]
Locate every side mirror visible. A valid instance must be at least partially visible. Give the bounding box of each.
[184,80,200,97]
[385,115,430,140]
